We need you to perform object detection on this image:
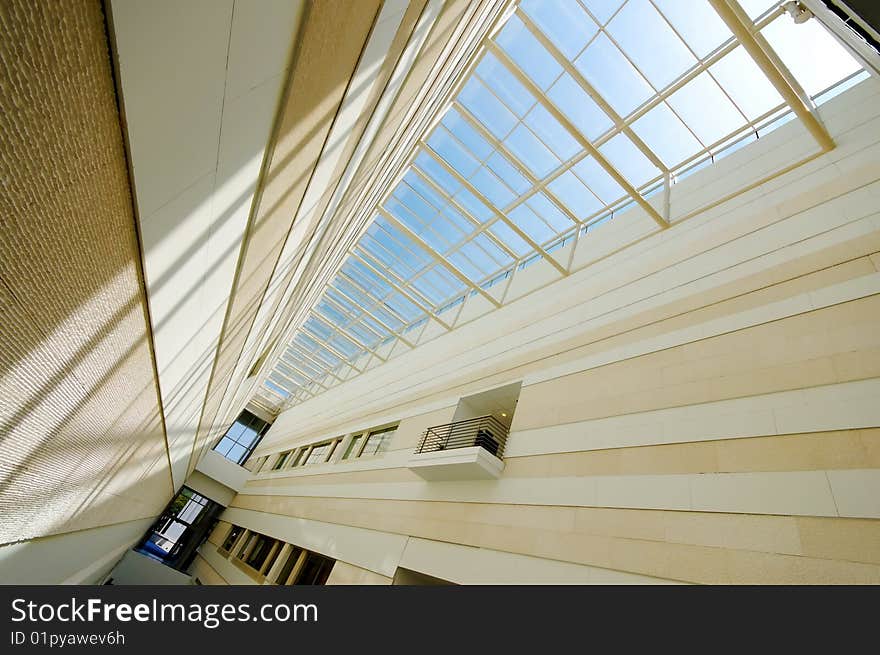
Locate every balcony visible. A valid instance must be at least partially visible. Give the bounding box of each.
[407,415,508,481]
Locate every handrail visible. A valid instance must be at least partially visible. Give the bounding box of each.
[415,414,508,458]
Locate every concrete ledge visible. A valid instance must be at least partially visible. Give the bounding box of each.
[407,446,504,480]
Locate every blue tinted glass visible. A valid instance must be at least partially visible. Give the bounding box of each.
[520,0,598,59]
[496,15,563,91]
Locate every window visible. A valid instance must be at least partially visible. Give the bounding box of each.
[296,553,335,585]
[361,426,397,457]
[213,410,271,465]
[305,440,337,465]
[276,547,304,585]
[219,526,334,585]
[272,451,291,470]
[221,525,242,552]
[341,434,364,460]
[136,487,221,569]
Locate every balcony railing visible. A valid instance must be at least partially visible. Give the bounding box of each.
[415,415,508,459]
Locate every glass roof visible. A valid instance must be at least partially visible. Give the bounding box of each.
[252,0,865,411]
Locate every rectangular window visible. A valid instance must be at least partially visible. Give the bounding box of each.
[213,410,272,465]
[361,426,397,457]
[276,547,304,585]
[272,451,291,470]
[305,440,335,465]
[289,448,307,468]
[296,552,335,585]
[341,434,364,460]
[221,525,242,552]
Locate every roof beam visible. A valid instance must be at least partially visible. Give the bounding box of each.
[407,165,520,261]
[346,251,453,331]
[285,344,345,383]
[419,143,570,276]
[452,100,585,227]
[487,43,668,229]
[377,208,501,307]
[309,309,387,363]
[707,0,834,152]
[328,283,416,348]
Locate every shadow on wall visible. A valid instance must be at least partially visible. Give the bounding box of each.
[0,0,384,562]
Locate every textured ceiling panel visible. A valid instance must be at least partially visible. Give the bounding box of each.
[0,0,172,545]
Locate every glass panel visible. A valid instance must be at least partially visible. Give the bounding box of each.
[607,0,696,90]
[547,73,613,142]
[571,155,626,204]
[496,14,564,91]
[598,133,660,187]
[652,0,733,59]
[631,102,703,167]
[548,170,603,219]
[580,0,625,25]
[709,46,783,120]
[520,0,598,59]
[760,14,861,97]
[667,71,744,145]
[574,32,653,116]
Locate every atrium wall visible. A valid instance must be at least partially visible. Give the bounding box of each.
[0,1,172,583]
[200,76,880,584]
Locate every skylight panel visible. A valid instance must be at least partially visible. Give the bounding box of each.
[607,0,696,90]
[316,299,348,327]
[651,0,733,59]
[580,0,625,25]
[574,32,654,116]
[599,133,660,187]
[471,166,517,208]
[441,108,494,160]
[384,198,450,253]
[736,0,777,20]
[470,232,514,267]
[362,217,432,278]
[382,294,422,323]
[488,220,533,256]
[546,73,613,141]
[495,14,564,91]
[328,333,361,359]
[547,169,604,219]
[449,248,494,280]
[667,71,744,146]
[453,187,494,222]
[522,104,581,162]
[761,13,861,97]
[458,78,518,139]
[265,380,290,398]
[485,152,531,195]
[303,316,333,341]
[508,204,556,244]
[414,151,462,196]
[504,123,560,178]
[426,128,481,178]
[571,155,626,204]
[347,321,383,349]
[475,52,536,117]
[520,0,598,60]
[708,46,783,120]
[411,265,467,305]
[631,102,703,167]
[527,192,575,231]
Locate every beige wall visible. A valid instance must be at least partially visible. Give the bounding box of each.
[0,0,172,580]
[219,77,880,585]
